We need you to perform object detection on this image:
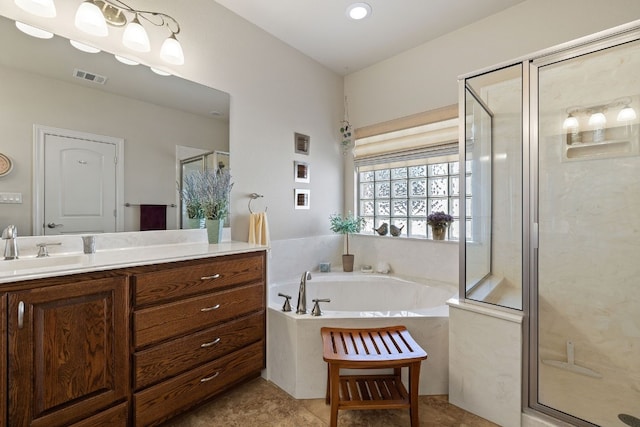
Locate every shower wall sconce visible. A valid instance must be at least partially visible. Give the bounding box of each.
[563,97,637,144]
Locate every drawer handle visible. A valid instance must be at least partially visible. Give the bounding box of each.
[200,304,221,312]
[200,337,221,348]
[200,372,220,383]
[200,274,220,280]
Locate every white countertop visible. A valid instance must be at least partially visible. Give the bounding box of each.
[0,229,267,284]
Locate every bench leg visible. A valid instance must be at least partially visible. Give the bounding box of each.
[409,362,421,427]
[329,364,340,427]
[325,364,330,405]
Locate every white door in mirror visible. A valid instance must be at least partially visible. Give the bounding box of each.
[0,153,13,177]
[44,134,117,235]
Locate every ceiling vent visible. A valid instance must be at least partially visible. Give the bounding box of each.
[73,68,107,85]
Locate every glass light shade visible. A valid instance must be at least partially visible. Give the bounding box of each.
[588,112,607,127]
[160,35,184,65]
[75,1,108,37]
[562,115,579,129]
[122,17,150,52]
[150,67,171,76]
[346,2,371,20]
[617,106,637,122]
[114,55,139,66]
[70,39,100,53]
[15,0,56,18]
[15,21,53,39]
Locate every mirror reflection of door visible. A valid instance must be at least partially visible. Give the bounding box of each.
[34,126,124,235]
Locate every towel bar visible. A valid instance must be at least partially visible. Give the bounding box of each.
[125,203,177,207]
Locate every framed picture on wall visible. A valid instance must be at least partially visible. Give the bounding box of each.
[294,189,310,209]
[294,161,310,183]
[294,132,310,155]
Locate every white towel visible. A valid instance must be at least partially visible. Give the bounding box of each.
[248,212,270,246]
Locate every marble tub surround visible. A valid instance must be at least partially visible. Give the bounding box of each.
[268,235,343,284]
[0,229,267,283]
[166,377,499,427]
[267,273,455,399]
[447,298,523,427]
[349,234,459,284]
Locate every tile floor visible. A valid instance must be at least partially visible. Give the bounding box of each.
[165,377,499,426]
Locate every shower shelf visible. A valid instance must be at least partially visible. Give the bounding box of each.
[564,138,635,161]
[563,123,639,161]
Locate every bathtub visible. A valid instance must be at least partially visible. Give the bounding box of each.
[266,272,456,399]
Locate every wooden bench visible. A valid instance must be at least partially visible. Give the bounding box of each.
[320,326,428,427]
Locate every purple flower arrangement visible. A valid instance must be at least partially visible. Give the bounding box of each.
[427,211,454,227]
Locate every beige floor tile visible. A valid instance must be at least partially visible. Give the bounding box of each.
[162,378,499,427]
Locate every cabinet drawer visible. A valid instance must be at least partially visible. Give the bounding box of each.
[133,252,264,306]
[134,282,264,348]
[134,341,264,427]
[69,402,128,427]
[133,311,264,390]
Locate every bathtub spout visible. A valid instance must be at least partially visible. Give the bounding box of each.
[296,271,312,314]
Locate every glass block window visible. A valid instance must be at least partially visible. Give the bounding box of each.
[358,160,471,240]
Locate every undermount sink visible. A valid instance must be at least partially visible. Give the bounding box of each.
[0,254,85,273]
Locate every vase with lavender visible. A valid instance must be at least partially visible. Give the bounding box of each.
[427,211,453,240]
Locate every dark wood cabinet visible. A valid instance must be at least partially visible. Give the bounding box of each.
[131,251,266,427]
[7,276,129,427]
[2,249,266,426]
[1,293,6,427]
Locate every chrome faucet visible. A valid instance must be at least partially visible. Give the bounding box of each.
[2,225,19,260]
[296,271,312,314]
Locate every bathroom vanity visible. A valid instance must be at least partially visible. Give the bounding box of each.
[0,238,267,427]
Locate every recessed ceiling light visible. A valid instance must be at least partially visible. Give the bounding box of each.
[346,2,371,20]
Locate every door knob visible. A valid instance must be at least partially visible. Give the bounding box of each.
[47,222,63,229]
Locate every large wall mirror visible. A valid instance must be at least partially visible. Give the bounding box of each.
[0,14,230,236]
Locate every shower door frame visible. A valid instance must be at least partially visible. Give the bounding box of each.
[457,18,640,427]
[526,24,640,427]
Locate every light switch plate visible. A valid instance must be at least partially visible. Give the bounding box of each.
[0,192,22,203]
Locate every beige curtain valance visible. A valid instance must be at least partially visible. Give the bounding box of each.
[353,104,459,164]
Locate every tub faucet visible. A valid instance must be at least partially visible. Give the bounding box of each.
[296,271,312,314]
[2,225,19,260]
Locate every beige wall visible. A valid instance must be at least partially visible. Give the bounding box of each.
[345,0,640,129]
[0,64,226,234]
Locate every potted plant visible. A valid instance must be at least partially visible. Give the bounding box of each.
[201,168,233,243]
[329,211,364,272]
[427,211,453,240]
[179,173,204,229]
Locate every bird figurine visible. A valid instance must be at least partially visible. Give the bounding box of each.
[374,222,388,235]
[390,224,404,236]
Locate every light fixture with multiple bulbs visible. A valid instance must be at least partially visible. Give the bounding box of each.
[562,97,637,144]
[14,0,185,66]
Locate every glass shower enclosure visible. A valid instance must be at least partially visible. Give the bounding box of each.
[460,22,640,427]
